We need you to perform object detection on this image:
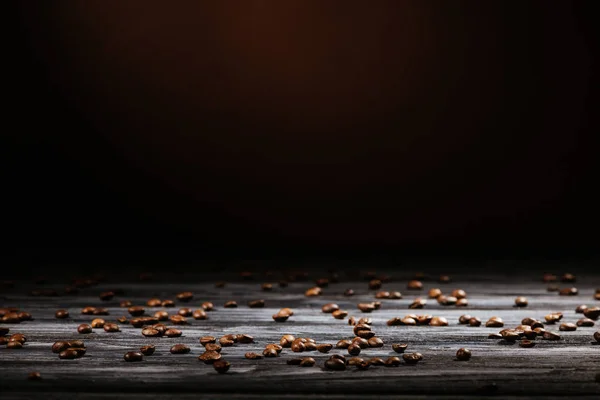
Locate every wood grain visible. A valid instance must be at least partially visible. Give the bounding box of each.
[2,269,600,398]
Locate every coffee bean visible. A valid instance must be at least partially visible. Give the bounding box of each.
[560,323,577,332]
[368,337,384,348]
[213,360,231,374]
[368,279,382,290]
[170,344,190,354]
[403,352,423,365]
[595,292,600,301]
[300,357,316,367]
[500,329,520,342]
[10,333,27,343]
[28,371,42,381]
[219,337,234,347]
[128,306,145,316]
[7,341,23,349]
[486,317,504,328]
[17,312,32,321]
[204,343,221,352]
[389,291,402,299]
[429,288,443,299]
[176,292,193,302]
[248,299,265,308]
[59,349,79,359]
[457,314,471,324]
[199,350,222,363]
[355,360,370,370]
[576,305,588,314]
[279,334,295,348]
[407,280,422,290]
[559,287,578,296]
[272,313,289,322]
[329,309,348,320]
[561,273,576,282]
[578,318,595,327]
[366,357,383,366]
[347,357,364,366]
[154,311,169,321]
[303,342,316,351]
[104,323,120,332]
[140,345,155,355]
[191,309,207,320]
[178,308,192,317]
[77,324,92,334]
[545,313,563,324]
[375,291,390,299]
[224,301,238,308]
[344,289,355,296]
[236,334,254,344]
[336,339,352,349]
[430,316,448,326]
[543,273,557,282]
[165,328,182,338]
[93,307,109,316]
[99,291,114,301]
[356,329,375,339]
[439,275,451,283]
[55,310,69,319]
[162,300,175,308]
[322,303,339,313]
[584,307,600,320]
[52,341,70,353]
[347,344,361,356]
[305,287,322,297]
[352,337,369,348]
[593,331,600,343]
[519,339,536,348]
[91,318,105,329]
[456,348,471,361]
[357,317,372,325]
[409,298,427,309]
[438,295,457,306]
[169,315,187,325]
[142,328,160,337]
[200,336,216,345]
[392,343,408,353]
[241,352,261,360]
[263,348,278,357]
[416,315,433,325]
[290,341,304,352]
[286,358,303,365]
[456,298,469,307]
[543,331,561,340]
[384,356,401,367]
[316,343,333,353]
[146,298,162,307]
[386,317,402,326]
[124,351,143,362]
[324,358,346,371]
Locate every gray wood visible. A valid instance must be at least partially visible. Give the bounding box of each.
[2,269,600,398]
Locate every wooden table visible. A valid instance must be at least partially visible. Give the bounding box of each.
[2,266,600,399]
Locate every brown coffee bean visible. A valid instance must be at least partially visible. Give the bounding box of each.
[428,288,442,299]
[151,323,166,334]
[299,357,316,367]
[178,308,192,317]
[272,313,289,322]
[7,341,23,349]
[388,291,402,299]
[316,343,333,353]
[169,315,187,325]
[116,300,130,308]
[162,300,175,308]
[500,329,520,342]
[259,282,272,292]
[409,298,427,309]
[189,309,207,320]
[305,287,322,297]
[324,358,346,371]
[430,316,448,326]
[199,350,222,364]
[336,339,352,349]
[176,292,193,302]
[407,280,423,290]
[584,307,600,320]
[368,337,384,348]
[200,336,216,345]
[17,312,32,321]
[486,317,504,327]
[10,333,27,343]
[560,323,577,332]
[456,348,471,361]
[595,292,600,301]
[77,324,92,334]
[128,306,145,316]
[290,341,305,352]
[416,315,433,325]
[55,310,69,319]
[322,303,339,313]
[403,352,423,365]
[219,337,234,347]
[543,273,557,282]
[236,334,254,344]
[140,345,155,355]
[224,301,238,308]
[263,348,278,357]
[99,291,114,301]
[265,343,283,353]
[542,331,561,341]
[213,359,231,374]
[357,302,376,313]
[368,279,382,290]
[59,349,79,359]
[93,307,109,316]
[375,291,390,299]
[27,371,42,381]
[170,344,190,354]
[577,318,595,327]
[279,334,295,347]
[356,329,375,339]
[346,357,364,366]
[52,341,70,353]
[153,311,169,321]
[386,317,402,326]
[353,324,372,336]
[286,358,303,365]
[164,328,182,338]
[384,356,401,367]
[330,309,348,320]
[561,273,576,282]
[142,328,160,337]
[201,302,214,311]
[351,337,368,349]
[347,344,361,356]
[248,299,265,308]
[90,318,105,329]
[519,339,536,348]
[438,275,451,283]
[344,289,355,296]
[103,323,120,332]
[545,313,563,324]
[594,331,600,343]
[146,298,162,307]
[458,314,471,324]
[438,295,457,306]
[124,351,143,362]
[204,343,221,352]
[303,342,316,351]
[559,287,578,296]
[392,343,408,353]
[456,298,469,307]
[576,305,588,314]
[244,352,262,360]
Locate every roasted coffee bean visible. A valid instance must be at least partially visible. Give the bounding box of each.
[128,306,145,316]
[245,352,262,360]
[205,343,221,352]
[140,345,155,355]
[28,371,42,380]
[316,343,333,353]
[322,303,339,313]
[559,287,578,296]
[458,314,472,324]
[545,313,563,324]
[169,315,187,325]
[559,323,577,332]
[199,350,222,363]
[487,333,502,339]
[142,328,160,337]
[55,310,69,319]
[17,312,32,321]
[511,296,528,307]
[344,289,355,296]
[428,288,442,299]
[336,339,352,349]
[200,336,216,345]
[10,333,27,343]
[117,300,131,308]
[389,291,402,299]
[104,323,120,332]
[213,359,231,374]
[176,292,193,302]
[392,343,408,353]
[386,317,402,326]
[219,336,234,347]
[280,334,295,348]
[542,331,561,341]
[248,299,265,308]
[500,329,520,342]
[91,318,105,329]
[0,337,8,345]
[403,352,423,365]
[595,292,600,301]
[146,298,162,307]
[357,302,376,313]
[407,280,423,290]
[124,351,143,362]
[355,360,370,370]
[594,331,600,343]
[584,307,600,320]
[384,356,401,366]
[451,289,467,299]
[165,328,182,338]
[291,341,305,352]
[7,341,23,349]
[154,311,169,321]
[486,317,504,328]
[439,275,451,283]
[356,330,375,339]
[409,298,427,309]
[347,344,361,356]
[521,317,536,326]
[368,279,382,290]
[324,358,346,371]
[576,305,588,314]
[178,308,192,317]
[52,341,71,353]
[191,309,207,320]
[331,309,348,320]
[93,307,109,316]
[287,358,303,365]
[352,337,369,349]
[77,324,92,334]
[99,291,114,301]
[368,337,384,348]
[430,316,448,326]
[170,344,190,354]
[375,291,390,299]
[438,295,457,306]
[364,358,382,367]
[236,334,254,344]
[417,315,433,325]
[304,342,317,351]
[263,348,278,357]
[353,323,372,336]
[347,357,364,366]
[201,302,214,311]
[59,349,79,359]
[151,324,167,335]
[224,301,238,308]
[519,339,536,348]
[299,357,316,367]
[577,318,595,327]
[456,348,471,361]
[456,298,469,307]
[162,300,175,308]
[561,273,576,282]
[305,287,322,297]
[1,312,21,323]
[272,313,289,322]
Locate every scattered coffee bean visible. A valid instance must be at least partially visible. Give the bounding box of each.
[409,298,427,309]
[213,360,230,374]
[124,351,143,362]
[430,316,448,326]
[456,348,471,361]
[542,331,561,341]
[248,299,265,308]
[140,345,155,355]
[205,343,221,352]
[347,357,364,366]
[545,313,563,324]
[451,289,467,299]
[263,348,278,357]
[375,291,390,299]
[324,358,346,371]
[170,344,190,354]
[128,306,145,316]
[385,356,401,366]
[27,371,42,380]
[200,336,216,345]
[403,352,423,365]
[559,287,578,296]
[543,273,557,282]
[199,351,222,363]
[456,298,469,307]
[336,339,352,349]
[176,292,193,302]
[332,310,348,319]
[104,323,120,332]
[77,324,92,334]
[224,301,238,308]
[17,312,32,321]
[317,343,333,353]
[99,291,114,301]
[519,339,536,348]
[500,329,520,342]
[305,287,322,297]
[347,344,361,356]
[561,273,576,282]
[178,308,192,317]
[273,313,289,322]
[486,317,504,327]
[352,337,369,348]
[584,307,600,320]
[514,296,528,307]
[91,318,105,328]
[55,310,69,319]
[593,331,600,343]
[368,337,384,348]
[7,341,23,349]
[146,298,161,307]
[559,323,577,332]
[52,341,71,353]
[142,328,160,337]
[245,352,262,360]
[322,303,339,313]
[10,333,27,343]
[576,305,588,314]
[154,311,169,321]
[389,291,402,299]
[368,279,382,290]
[165,328,182,337]
[236,334,254,344]
[219,336,234,347]
[392,343,408,353]
[280,334,295,348]
[169,315,187,325]
[428,288,442,299]
[59,349,79,359]
[162,300,175,308]
[438,295,457,306]
[578,318,595,327]
[300,357,316,367]
[93,307,109,316]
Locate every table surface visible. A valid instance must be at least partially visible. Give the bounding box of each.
[2,267,600,399]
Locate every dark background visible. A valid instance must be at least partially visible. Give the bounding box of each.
[3,1,598,270]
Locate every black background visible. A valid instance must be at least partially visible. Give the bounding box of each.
[3,1,598,271]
